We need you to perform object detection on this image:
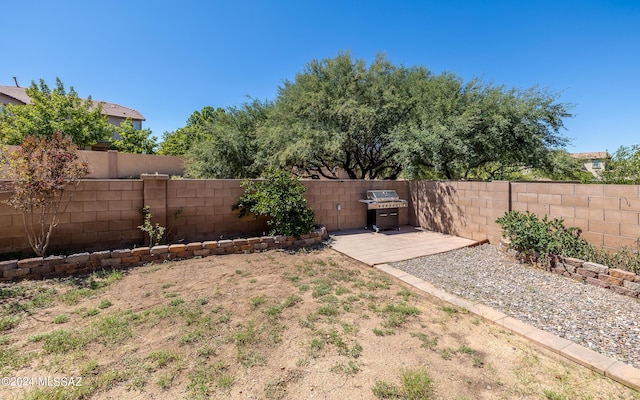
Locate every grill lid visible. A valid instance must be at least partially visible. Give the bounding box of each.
[367,190,400,202]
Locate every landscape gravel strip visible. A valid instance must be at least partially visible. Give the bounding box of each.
[391,244,640,369]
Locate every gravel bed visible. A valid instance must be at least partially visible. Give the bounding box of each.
[391,244,640,369]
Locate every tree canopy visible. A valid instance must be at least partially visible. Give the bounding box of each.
[600,145,640,184]
[111,118,158,154]
[184,100,270,179]
[0,78,112,147]
[391,77,573,179]
[158,106,227,156]
[165,52,574,180]
[258,53,426,179]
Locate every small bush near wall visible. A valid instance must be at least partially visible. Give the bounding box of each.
[233,170,316,238]
[496,211,594,264]
[496,211,640,274]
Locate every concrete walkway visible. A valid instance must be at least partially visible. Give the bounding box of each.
[328,226,640,391]
[329,226,478,266]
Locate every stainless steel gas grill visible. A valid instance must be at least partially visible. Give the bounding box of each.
[359,190,408,232]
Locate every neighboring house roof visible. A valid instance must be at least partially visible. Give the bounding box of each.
[0,85,145,121]
[0,85,32,104]
[570,152,609,160]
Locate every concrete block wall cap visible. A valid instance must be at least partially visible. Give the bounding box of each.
[0,260,18,271]
[185,242,203,251]
[44,256,66,266]
[140,173,170,180]
[561,257,584,268]
[110,249,132,258]
[202,241,218,249]
[150,245,169,254]
[218,240,233,247]
[17,257,44,268]
[583,261,609,275]
[168,244,187,253]
[65,253,91,263]
[131,247,150,256]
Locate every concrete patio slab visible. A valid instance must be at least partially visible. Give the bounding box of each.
[329,226,478,266]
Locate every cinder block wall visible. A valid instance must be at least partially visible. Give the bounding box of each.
[409,180,510,244]
[0,177,411,257]
[2,177,640,258]
[511,182,640,252]
[301,179,410,231]
[166,179,269,241]
[2,146,184,179]
[166,179,410,240]
[0,180,144,256]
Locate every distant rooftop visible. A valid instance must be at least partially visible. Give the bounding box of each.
[0,85,145,121]
[569,152,609,159]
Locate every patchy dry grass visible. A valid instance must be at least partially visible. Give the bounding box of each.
[0,248,638,400]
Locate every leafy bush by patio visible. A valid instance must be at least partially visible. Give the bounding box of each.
[233,169,316,238]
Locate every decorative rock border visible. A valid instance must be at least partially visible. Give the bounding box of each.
[0,227,328,282]
[499,237,640,299]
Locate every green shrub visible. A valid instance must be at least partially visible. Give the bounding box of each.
[496,211,640,274]
[496,211,594,263]
[233,169,316,238]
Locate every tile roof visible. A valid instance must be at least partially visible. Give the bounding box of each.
[569,152,609,159]
[0,85,32,104]
[0,85,145,121]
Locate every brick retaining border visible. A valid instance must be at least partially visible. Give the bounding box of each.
[0,227,328,282]
[499,238,640,300]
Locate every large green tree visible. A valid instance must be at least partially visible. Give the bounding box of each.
[158,106,226,156]
[0,78,112,147]
[600,145,640,184]
[259,52,426,179]
[111,118,158,154]
[170,52,574,180]
[392,78,573,179]
[185,100,270,178]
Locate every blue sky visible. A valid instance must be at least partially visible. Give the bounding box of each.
[3,0,639,153]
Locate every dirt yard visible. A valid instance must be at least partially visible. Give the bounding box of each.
[1,247,638,399]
